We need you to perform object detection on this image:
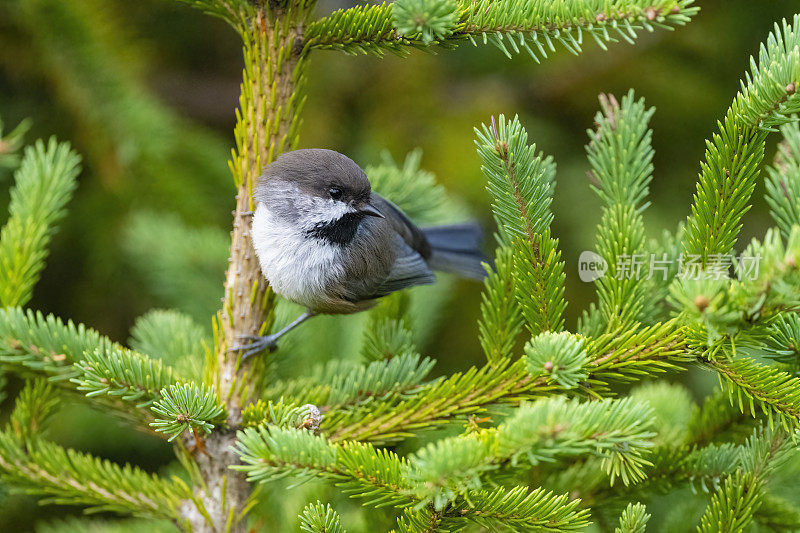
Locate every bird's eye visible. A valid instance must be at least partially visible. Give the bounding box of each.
[328,187,343,200]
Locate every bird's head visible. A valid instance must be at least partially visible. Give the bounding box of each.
[255,148,384,228]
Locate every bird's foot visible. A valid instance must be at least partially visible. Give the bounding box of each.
[229,334,280,360]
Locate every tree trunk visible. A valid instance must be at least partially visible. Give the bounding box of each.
[183,7,307,532]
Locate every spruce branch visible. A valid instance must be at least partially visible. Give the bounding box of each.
[475,114,566,334]
[396,507,451,533]
[129,309,207,365]
[393,0,459,45]
[582,439,737,506]
[587,91,654,212]
[407,397,656,510]
[581,425,795,514]
[327,352,436,407]
[684,16,800,263]
[585,319,690,388]
[71,348,179,412]
[448,485,590,532]
[736,226,800,321]
[324,321,689,443]
[735,19,800,131]
[696,469,763,531]
[361,317,417,362]
[763,312,800,365]
[475,114,555,248]
[9,378,60,442]
[122,212,228,322]
[513,233,568,335]
[478,246,525,362]
[322,358,546,444]
[0,307,112,379]
[525,331,588,389]
[306,0,698,60]
[684,442,742,494]
[299,502,347,533]
[306,3,419,57]
[0,432,184,519]
[407,435,488,509]
[0,138,80,308]
[0,307,187,427]
[586,91,655,330]
[708,355,800,431]
[150,383,226,442]
[614,502,650,533]
[234,425,592,531]
[263,352,436,411]
[232,426,414,508]
[766,121,800,240]
[241,398,317,429]
[0,116,31,175]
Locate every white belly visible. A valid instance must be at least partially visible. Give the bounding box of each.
[251,203,345,308]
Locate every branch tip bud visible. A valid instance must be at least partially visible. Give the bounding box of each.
[694,294,710,312]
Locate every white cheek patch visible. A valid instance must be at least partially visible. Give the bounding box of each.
[266,179,357,230]
[295,193,356,229]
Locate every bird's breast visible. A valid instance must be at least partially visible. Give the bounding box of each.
[252,203,346,308]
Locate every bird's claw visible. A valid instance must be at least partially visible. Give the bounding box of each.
[228,334,279,359]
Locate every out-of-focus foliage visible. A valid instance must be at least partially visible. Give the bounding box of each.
[0,0,799,531]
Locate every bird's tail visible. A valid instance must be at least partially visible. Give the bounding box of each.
[423,223,490,280]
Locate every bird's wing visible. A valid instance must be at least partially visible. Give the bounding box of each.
[367,236,435,299]
[339,193,434,302]
[370,193,431,259]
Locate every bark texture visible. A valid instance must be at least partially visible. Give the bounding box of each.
[184,6,308,531]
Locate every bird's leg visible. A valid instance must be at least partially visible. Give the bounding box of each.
[230,310,315,360]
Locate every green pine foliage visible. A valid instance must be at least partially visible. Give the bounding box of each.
[0,138,80,308]
[393,0,459,45]
[0,381,186,519]
[150,383,226,441]
[684,17,800,263]
[4,1,800,532]
[475,114,566,335]
[766,121,800,238]
[299,502,347,533]
[307,0,698,60]
[0,306,114,378]
[615,502,650,533]
[524,331,588,389]
[586,91,655,330]
[129,310,208,365]
[0,117,30,177]
[122,211,228,322]
[71,347,178,413]
[478,246,525,363]
[0,433,185,519]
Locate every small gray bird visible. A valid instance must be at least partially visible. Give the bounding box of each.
[236,148,487,358]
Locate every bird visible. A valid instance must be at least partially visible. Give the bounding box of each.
[235,148,488,358]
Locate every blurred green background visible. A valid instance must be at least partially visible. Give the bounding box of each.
[1,0,799,531]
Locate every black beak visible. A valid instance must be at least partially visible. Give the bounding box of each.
[359,203,385,218]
